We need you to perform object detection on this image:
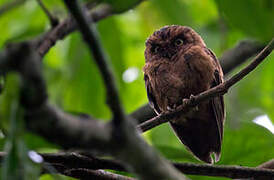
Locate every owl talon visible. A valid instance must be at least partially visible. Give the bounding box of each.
[167,106,176,112]
[168,103,182,111]
[189,94,196,103]
[173,104,177,109]
[182,98,189,106]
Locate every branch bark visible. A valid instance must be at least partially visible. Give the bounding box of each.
[0,43,112,150]
[63,169,136,180]
[1,152,273,179]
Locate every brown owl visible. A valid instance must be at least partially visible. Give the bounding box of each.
[143,25,225,164]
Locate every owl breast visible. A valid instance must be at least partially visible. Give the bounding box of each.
[144,45,215,112]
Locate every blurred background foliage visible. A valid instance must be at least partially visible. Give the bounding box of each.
[0,0,273,179]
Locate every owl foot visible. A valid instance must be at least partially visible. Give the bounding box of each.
[167,105,177,112]
[181,95,199,111]
[189,94,196,102]
[189,94,199,111]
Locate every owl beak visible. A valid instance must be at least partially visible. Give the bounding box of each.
[162,49,175,59]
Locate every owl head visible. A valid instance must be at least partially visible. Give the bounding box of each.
[145,25,206,62]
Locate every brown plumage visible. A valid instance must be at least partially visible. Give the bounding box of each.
[143,25,225,164]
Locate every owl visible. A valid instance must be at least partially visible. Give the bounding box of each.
[143,25,225,164]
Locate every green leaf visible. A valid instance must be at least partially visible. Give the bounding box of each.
[220,122,274,166]
[215,0,274,41]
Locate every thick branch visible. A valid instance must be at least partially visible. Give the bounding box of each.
[0,43,112,150]
[138,38,274,132]
[48,153,274,179]
[2,152,272,179]
[41,152,126,171]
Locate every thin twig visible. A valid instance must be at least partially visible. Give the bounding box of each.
[35,1,146,57]
[138,38,274,132]
[36,0,58,27]
[35,4,113,57]
[220,40,264,74]
[0,0,25,17]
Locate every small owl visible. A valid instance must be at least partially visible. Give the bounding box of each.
[143,25,225,164]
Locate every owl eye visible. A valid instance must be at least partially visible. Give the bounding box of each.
[175,38,184,46]
[152,46,160,53]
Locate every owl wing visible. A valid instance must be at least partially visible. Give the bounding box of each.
[144,75,161,114]
[206,48,225,139]
[207,48,225,160]
[169,48,225,163]
[210,70,225,155]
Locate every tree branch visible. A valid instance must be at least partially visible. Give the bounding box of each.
[0,152,133,180]
[63,0,124,125]
[173,162,274,179]
[1,152,273,179]
[220,40,265,74]
[36,0,59,27]
[129,104,157,124]
[35,4,113,57]
[137,38,274,132]
[0,42,112,150]
[63,169,136,180]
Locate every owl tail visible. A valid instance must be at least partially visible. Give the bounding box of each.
[169,117,222,164]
